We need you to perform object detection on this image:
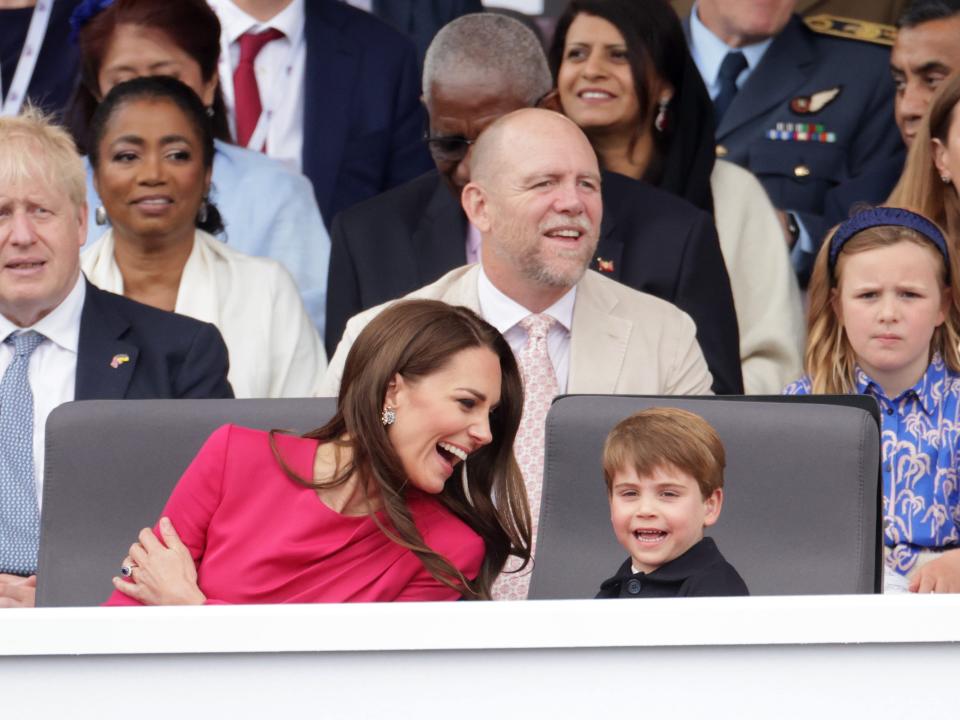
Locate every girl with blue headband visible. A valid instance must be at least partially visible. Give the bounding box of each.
[785,207,960,593]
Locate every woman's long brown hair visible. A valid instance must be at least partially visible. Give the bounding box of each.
[272,300,531,599]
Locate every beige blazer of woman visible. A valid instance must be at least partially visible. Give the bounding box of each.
[712,160,805,394]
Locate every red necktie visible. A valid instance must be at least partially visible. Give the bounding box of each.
[233,28,284,148]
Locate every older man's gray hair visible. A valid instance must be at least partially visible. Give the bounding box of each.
[422,13,552,106]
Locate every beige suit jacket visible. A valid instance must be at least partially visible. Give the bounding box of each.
[320,265,713,397]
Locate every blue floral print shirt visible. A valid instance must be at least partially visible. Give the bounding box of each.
[785,354,960,575]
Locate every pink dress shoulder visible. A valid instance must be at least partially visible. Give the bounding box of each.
[105,424,484,605]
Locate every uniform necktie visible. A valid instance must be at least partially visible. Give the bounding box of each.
[233,28,285,148]
[492,313,559,600]
[713,51,747,129]
[0,330,45,575]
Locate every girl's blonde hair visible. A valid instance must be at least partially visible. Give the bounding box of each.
[804,216,960,393]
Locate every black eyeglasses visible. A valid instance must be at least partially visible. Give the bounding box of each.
[423,133,475,162]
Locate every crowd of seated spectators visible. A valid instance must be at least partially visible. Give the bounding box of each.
[2,0,960,608]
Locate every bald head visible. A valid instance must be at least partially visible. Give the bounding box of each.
[471,108,599,185]
[462,108,603,312]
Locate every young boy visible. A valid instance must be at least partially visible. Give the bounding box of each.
[596,407,748,598]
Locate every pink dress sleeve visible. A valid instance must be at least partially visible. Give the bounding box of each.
[104,424,233,606]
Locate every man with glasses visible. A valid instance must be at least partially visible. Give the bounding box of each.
[325,12,744,395]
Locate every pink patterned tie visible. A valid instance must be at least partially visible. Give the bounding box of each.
[492,313,559,600]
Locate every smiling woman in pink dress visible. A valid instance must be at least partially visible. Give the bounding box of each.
[106,299,531,604]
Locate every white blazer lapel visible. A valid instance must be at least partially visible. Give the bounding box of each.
[175,232,221,327]
[567,271,632,394]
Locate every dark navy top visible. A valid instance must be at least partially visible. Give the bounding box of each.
[596,537,749,598]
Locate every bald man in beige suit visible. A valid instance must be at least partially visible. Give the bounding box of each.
[321,109,712,397]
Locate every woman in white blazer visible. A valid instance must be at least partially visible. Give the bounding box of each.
[83,76,326,398]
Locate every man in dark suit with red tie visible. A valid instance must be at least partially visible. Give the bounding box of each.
[208,0,434,226]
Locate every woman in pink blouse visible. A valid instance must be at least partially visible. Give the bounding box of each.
[107,300,531,603]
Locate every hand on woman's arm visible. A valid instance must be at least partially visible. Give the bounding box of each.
[909,549,960,594]
[0,573,36,608]
[112,518,206,605]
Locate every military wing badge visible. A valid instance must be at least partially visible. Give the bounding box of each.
[790,87,842,115]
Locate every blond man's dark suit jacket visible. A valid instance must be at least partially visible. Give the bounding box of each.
[75,281,233,400]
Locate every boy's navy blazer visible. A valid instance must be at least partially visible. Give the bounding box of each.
[301,0,433,226]
[326,170,744,395]
[74,280,233,400]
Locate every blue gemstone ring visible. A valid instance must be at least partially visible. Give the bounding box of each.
[120,564,135,578]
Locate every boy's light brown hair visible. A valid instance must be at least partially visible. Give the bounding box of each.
[602,407,725,499]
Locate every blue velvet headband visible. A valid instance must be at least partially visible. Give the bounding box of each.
[828,207,950,273]
[69,0,115,44]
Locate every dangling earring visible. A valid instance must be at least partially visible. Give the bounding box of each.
[654,98,669,133]
[196,198,209,225]
[205,106,215,119]
[461,460,474,507]
[381,406,396,426]
[95,206,108,226]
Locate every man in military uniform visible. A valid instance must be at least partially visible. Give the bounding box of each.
[892,0,960,148]
[685,0,904,281]
[672,0,908,26]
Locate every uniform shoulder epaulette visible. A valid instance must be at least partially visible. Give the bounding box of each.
[804,14,896,47]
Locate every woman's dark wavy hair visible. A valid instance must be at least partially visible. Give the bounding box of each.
[88,76,224,235]
[273,300,532,600]
[68,0,230,154]
[548,0,715,213]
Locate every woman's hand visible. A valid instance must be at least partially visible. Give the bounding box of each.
[0,573,36,608]
[112,517,206,605]
[909,549,960,593]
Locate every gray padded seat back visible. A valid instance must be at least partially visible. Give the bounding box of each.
[528,396,880,598]
[37,398,337,607]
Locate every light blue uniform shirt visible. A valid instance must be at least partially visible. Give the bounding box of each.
[688,2,772,100]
